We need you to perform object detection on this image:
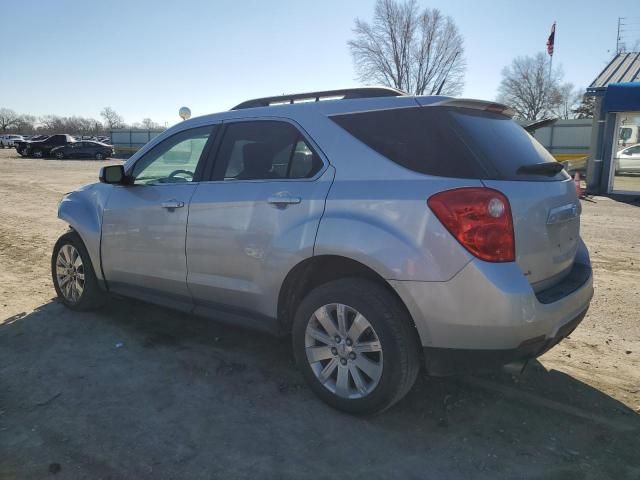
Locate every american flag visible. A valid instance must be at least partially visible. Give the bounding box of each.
[546,22,556,56]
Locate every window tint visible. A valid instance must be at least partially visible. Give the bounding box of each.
[216,121,322,181]
[626,145,640,154]
[331,106,567,181]
[620,128,632,141]
[132,125,214,185]
[330,107,487,179]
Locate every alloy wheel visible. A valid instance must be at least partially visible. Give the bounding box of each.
[55,244,85,303]
[305,303,383,399]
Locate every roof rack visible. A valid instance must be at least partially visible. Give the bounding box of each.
[231,87,406,110]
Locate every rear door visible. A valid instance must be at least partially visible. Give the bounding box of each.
[186,119,333,320]
[101,125,217,307]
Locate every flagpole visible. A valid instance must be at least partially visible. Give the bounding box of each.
[547,21,555,85]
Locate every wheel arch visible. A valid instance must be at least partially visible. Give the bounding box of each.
[277,255,420,341]
[57,186,111,283]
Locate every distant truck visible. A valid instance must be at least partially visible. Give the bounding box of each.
[15,134,76,158]
[619,124,640,147]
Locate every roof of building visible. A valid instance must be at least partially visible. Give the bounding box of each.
[588,52,640,92]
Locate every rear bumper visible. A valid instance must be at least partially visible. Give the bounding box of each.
[390,239,593,373]
[422,306,588,376]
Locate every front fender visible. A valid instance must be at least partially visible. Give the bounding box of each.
[57,182,112,282]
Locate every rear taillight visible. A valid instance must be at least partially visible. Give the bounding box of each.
[427,187,515,262]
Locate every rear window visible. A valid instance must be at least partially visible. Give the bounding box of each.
[330,106,567,181]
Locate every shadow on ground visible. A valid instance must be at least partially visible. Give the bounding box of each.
[1,299,639,479]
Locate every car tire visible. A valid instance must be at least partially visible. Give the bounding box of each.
[51,230,105,311]
[95,152,104,160]
[33,149,43,158]
[292,278,421,415]
[55,151,65,160]
[18,148,28,157]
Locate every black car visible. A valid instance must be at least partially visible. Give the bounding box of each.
[51,141,115,160]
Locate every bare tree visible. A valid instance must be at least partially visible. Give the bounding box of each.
[13,114,37,134]
[348,0,465,96]
[140,118,161,130]
[572,94,595,119]
[0,108,20,132]
[551,83,582,120]
[39,115,65,133]
[497,53,568,121]
[100,107,124,130]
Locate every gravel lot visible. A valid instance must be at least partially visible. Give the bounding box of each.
[1,149,639,479]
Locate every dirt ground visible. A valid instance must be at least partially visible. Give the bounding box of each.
[1,149,639,479]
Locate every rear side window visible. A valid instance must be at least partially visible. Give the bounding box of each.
[450,109,567,181]
[330,107,487,179]
[214,121,323,181]
[331,106,567,181]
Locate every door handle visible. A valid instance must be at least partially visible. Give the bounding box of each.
[161,199,185,209]
[267,193,301,206]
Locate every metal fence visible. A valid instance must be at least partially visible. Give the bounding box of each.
[109,129,165,156]
[531,119,592,161]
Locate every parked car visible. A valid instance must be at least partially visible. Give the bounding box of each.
[51,87,593,415]
[51,141,115,160]
[615,143,640,174]
[15,134,75,157]
[0,134,24,148]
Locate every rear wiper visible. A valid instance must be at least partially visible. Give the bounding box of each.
[516,162,564,177]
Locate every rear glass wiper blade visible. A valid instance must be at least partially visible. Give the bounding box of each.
[516,162,564,177]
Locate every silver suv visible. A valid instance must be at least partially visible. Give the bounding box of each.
[52,88,593,414]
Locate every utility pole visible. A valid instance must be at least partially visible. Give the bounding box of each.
[617,17,623,54]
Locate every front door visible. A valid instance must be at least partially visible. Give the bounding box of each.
[69,142,86,158]
[101,125,216,308]
[187,120,333,322]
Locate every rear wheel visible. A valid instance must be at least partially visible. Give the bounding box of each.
[292,278,420,415]
[51,231,104,311]
[55,150,65,159]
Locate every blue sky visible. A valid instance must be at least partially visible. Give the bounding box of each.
[0,0,635,126]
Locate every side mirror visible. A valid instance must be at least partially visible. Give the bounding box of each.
[99,164,126,184]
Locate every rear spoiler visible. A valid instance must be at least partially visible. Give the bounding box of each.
[521,117,557,133]
[419,98,515,118]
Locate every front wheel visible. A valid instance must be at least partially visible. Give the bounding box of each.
[95,152,104,160]
[52,231,104,310]
[292,278,420,415]
[32,149,43,158]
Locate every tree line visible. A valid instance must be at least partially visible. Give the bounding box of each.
[350,0,595,121]
[0,106,165,135]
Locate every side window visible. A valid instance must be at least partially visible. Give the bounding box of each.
[131,125,214,185]
[215,121,322,181]
[620,128,632,141]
